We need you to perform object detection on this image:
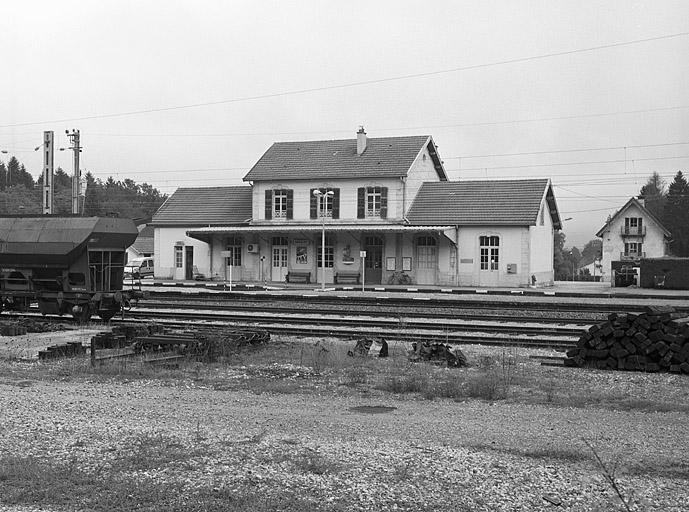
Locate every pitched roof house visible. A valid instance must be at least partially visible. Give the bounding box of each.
[596,197,671,284]
[126,224,155,262]
[153,128,561,287]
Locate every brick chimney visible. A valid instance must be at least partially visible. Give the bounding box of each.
[356,126,367,155]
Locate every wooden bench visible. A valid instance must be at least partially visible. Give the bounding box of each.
[286,271,311,284]
[335,271,361,284]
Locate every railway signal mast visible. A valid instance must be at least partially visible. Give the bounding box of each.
[66,129,81,214]
[42,131,54,215]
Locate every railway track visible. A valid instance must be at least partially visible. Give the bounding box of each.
[137,289,689,315]
[10,289,687,351]
[135,299,597,324]
[117,313,579,350]
[121,291,594,349]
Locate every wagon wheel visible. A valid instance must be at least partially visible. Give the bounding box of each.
[99,309,116,322]
[72,304,92,323]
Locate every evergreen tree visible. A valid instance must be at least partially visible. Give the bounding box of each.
[663,171,689,256]
[553,231,568,280]
[0,156,166,218]
[638,171,666,219]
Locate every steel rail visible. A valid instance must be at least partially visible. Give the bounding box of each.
[139,289,689,314]
[136,298,599,325]
[113,314,577,350]
[128,306,586,337]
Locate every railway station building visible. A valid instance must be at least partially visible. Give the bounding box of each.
[151,129,561,287]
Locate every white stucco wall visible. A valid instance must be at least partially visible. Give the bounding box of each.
[528,198,555,285]
[599,203,667,282]
[404,144,444,216]
[457,226,531,287]
[251,177,406,222]
[154,227,211,280]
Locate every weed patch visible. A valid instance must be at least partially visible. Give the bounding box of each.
[467,443,590,464]
[0,453,342,511]
[109,432,209,472]
[292,448,341,475]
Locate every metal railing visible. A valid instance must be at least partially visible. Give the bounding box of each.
[620,226,646,236]
[620,251,645,260]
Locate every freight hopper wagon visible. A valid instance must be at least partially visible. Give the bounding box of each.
[0,216,139,321]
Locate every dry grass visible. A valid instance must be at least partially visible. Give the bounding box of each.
[0,453,345,512]
[2,336,689,414]
[1,337,687,512]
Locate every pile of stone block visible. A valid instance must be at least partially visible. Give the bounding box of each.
[565,306,689,373]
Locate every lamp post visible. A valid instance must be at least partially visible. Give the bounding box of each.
[313,189,334,291]
[569,250,576,282]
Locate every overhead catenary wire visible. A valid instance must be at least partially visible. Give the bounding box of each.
[1,30,688,129]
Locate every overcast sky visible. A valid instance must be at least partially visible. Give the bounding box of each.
[1,0,688,247]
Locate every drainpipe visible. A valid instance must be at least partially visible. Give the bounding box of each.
[455,225,460,287]
[400,176,407,220]
[206,226,213,279]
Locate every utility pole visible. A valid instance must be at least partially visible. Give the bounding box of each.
[42,131,54,215]
[66,129,81,214]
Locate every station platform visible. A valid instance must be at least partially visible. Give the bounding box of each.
[130,278,689,301]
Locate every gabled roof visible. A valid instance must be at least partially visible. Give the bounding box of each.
[407,179,561,228]
[595,197,671,238]
[243,135,447,182]
[131,225,154,254]
[151,186,252,226]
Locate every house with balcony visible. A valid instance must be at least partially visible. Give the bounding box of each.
[595,197,671,284]
[160,128,562,287]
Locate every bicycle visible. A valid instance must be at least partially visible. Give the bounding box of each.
[388,271,412,285]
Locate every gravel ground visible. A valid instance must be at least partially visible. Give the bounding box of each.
[1,347,688,512]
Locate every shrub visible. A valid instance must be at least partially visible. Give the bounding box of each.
[292,449,341,475]
[376,371,429,394]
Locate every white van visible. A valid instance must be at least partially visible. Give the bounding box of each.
[124,257,154,279]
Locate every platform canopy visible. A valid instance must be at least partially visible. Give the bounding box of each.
[187,224,458,244]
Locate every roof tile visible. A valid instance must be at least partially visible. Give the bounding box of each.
[151,186,252,226]
[407,179,553,226]
[243,135,444,181]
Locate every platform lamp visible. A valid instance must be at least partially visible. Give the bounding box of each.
[313,189,334,291]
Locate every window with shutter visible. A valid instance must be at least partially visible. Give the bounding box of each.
[380,187,388,219]
[364,186,386,218]
[273,190,288,219]
[332,189,340,219]
[264,190,272,220]
[357,188,365,219]
[313,188,336,218]
[310,189,318,219]
[286,189,294,220]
